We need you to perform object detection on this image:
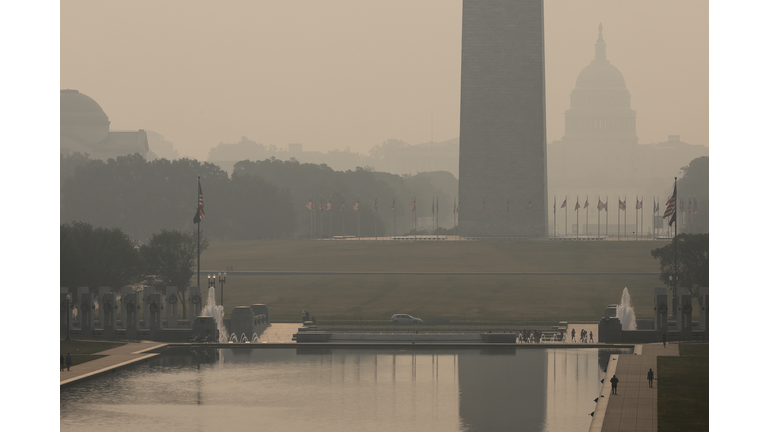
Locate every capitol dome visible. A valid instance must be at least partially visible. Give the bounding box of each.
[60,89,110,146]
[561,24,637,145]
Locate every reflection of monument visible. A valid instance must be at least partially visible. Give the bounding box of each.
[458,0,548,238]
[60,89,150,160]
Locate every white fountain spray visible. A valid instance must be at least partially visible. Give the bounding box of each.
[201,286,229,343]
[617,287,638,330]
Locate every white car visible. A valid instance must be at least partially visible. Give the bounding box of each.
[391,314,422,323]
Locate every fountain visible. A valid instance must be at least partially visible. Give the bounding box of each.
[201,287,230,343]
[616,287,638,330]
[241,333,249,343]
[251,333,259,343]
[228,334,238,343]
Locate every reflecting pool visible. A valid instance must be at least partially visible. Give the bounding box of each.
[61,347,630,432]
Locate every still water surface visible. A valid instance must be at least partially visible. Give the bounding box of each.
[61,347,630,432]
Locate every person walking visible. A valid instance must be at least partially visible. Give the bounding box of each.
[662,333,667,348]
[589,331,594,343]
[65,353,72,372]
[610,374,619,395]
[571,328,576,342]
[647,368,654,388]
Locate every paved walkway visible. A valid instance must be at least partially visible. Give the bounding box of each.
[60,341,167,387]
[591,342,679,432]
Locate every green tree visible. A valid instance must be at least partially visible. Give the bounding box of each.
[60,222,143,291]
[140,229,208,318]
[651,233,709,298]
[677,156,708,233]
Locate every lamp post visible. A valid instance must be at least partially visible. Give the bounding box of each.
[218,272,227,306]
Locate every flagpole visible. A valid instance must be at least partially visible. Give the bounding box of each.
[357,196,360,240]
[586,195,589,238]
[454,197,457,240]
[565,195,568,238]
[641,196,644,240]
[597,196,601,239]
[635,196,638,241]
[673,177,678,313]
[576,196,579,239]
[624,196,627,239]
[553,196,557,239]
[617,196,620,240]
[330,196,333,238]
[320,196,324,239]
[374,195,377,241]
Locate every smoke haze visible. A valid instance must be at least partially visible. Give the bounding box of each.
[60,0,707,161]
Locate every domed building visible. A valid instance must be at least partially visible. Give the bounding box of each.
[60,89,150,160]
[561,24,638,147]
[547,25,708,236]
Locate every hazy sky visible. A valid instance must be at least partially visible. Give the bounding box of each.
[60,0,708,161]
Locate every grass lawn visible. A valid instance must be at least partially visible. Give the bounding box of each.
[658,343,709,431]
[194,239,686,324]
[60,340,126,369]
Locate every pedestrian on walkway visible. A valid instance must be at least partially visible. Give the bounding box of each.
[65,353,72,371]
[647,368,654,388]
[60,354,64,371]
[662,333,667,348]
[589,331,594,343]
[571,328,575,342]
[610,374,619,395]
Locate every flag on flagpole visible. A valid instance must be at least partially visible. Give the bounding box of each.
[575,199,581,210]
[436,197,438,212]
[457,203,461,213]
[636,198,642,210]
[354,199,360,211]
[409,199,415,212]
[341,199,346,211]
[653,199,659,213]
[372,198,377,212]
[553,197,556,213]
[312,201,316,210]
[688,199,692,212]
[663,184,677,225]
[193,178,205,223]
[306,200,312,210]
[560,198,567,208]
[584,197,589,209]
[432,198,435,215]
[326,201,332,211]
[694,198,698,215]
[526,200,532,210]
[390,198,396,211]
[597,198,605,211]
[619,198,626,211]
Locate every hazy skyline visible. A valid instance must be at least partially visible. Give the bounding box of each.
[61,0,707,161]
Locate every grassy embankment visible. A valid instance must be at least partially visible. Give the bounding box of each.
[657,343,709,431]
[198,239,678,324]
[59,340,126,369]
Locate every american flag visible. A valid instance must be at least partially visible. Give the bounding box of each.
[390,198,396,211]
[410,199,416,212]
[372,198,377,212]
[354,200,360,211]
[526,200,532,210]
[694,198,698,215]
[193,178,204,223]
[574,200,581,210]
[636,198,642,210]
[584,198,589,209]
[306,200,313,210]
[327,201,332,211]
[653,199,659,213]
[560,198,567,208]
[597,198,606,211]
[663,183,677,225]
[619,199,626,211]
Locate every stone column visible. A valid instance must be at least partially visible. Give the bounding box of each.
[119,286,133,329]
[165,286,179,327]
[75,287,89,329]
[678,292,693,341]
[80,292,95,339]
[97,287,111,329]
[188,286,202,327]
[124,293,140,340]
[148,293,164,340]
[101,292,117,339]
[142,287,153,329]
[60,292,73,338]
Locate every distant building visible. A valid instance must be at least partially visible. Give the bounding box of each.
[60,89,150,160]
[548,26,708,201]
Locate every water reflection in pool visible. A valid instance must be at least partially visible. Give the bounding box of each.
[60,347,630,432]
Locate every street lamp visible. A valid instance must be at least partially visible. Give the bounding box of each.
[218,272,227,306]
[208,273,216,295]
